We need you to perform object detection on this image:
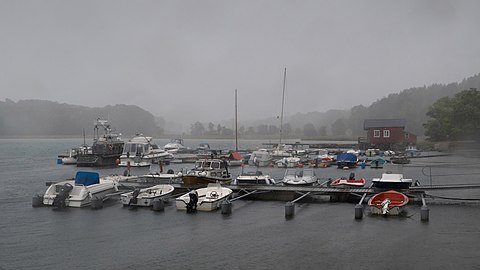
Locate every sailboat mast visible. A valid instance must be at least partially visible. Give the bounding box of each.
[280,68,287,144]
[235,89,238,152]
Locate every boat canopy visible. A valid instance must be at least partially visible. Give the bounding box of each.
[336,153,358,162]
[75,171,100,186]
[229,151,242,161]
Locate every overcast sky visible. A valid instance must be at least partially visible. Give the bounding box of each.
[1,0,480,124]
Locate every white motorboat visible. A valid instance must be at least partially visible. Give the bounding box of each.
[43,171,120,208]
[119,135,172,167]
[137,163,183,184]
[233,168,276,185]
[371,164,413,189]
[248,149,273,167]
[275,157,301,168]
[57,148,78,165]
[176,183,232,212]
[282,168,317,186]
[120,184,174,207]
[163,138,187,153]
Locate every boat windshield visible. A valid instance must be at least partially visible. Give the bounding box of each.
[303,170,314,177]
[123,143,146,154]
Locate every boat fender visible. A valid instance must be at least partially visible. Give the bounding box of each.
[52,183,73,208]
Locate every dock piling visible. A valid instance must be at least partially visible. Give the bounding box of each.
[285,202,295,218]
[152,199,165,211]
[221,201,232,215]
[354,204,363,219]
[32,195,44,207]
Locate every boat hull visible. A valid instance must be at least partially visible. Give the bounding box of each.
[182,175,231,186]
[43,180,118,208]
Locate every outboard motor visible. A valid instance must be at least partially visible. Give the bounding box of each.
[53,183,73,208]
[128,188,141,206]
[349,172,355,180]
[167,169,174,174]
[186,190,198,213]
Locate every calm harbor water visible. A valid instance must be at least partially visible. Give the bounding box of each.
[1,138,480,270]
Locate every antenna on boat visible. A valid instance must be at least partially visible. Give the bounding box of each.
[279,67,287,145]
[235,88,238,152]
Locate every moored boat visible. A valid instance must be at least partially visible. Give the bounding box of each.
[120,184,174,207]
[119,135,172,167]
[233,168,276,185]
[336,153,358,169]
[182,159,232,186]
[330,173,366,188]
[282,168,317,186]
[175,183,232,212]
[76,119,124,167]
[371,164,413,189]
[248,149,273,167]
[368,190,409,215]
[43,171,119,208]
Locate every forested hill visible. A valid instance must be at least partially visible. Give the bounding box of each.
[0,100,163,137]
[276,73,480,137]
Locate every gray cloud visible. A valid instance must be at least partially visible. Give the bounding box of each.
[1,0,479,124]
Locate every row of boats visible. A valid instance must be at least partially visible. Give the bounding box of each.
[40,162,413,216]
[57,119,414,171]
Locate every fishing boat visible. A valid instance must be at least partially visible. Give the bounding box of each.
[182,159,232,186]
[43,171,120,208]
[282,168,317,186]
[368,190,409,215]
[163,138,187,153]
[330,173,366,188]
[76,119,124,167]
[233,168,276,185]
[120,184,174,207]
[371,164,413,189]
[119,135,172,167]
[175,183,232,212]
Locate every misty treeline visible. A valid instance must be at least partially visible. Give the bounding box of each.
[190,73,480,139]
[2,74,480,139]
[0,100,163,137]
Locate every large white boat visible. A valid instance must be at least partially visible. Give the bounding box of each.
[371,164,413,189]
[182,159,232,186]
[176,183,232,212]
[248,149,273,167]
[120,184,174,207]
[119,135,172,167]
[282,168,317,186]
[43,171,120,208]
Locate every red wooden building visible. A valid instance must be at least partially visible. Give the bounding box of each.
[363,119,417,150]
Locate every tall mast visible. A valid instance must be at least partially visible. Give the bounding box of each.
[280,67,287,144]
[235,89,238,151]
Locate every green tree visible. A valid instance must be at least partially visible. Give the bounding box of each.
[424,88,480,141]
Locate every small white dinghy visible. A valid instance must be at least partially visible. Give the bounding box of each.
[176,183,232,212]
[121,184,174,207]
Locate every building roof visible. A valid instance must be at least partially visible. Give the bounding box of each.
[364,119,406,130]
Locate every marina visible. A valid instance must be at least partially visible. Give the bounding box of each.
[2,138,480,269]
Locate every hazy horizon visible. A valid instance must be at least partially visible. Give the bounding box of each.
[2,1,480,125]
